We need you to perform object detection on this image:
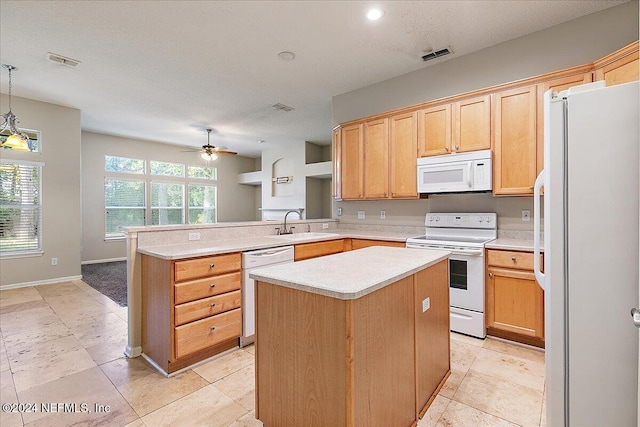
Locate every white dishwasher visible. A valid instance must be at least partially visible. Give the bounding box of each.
[240,245,294,347]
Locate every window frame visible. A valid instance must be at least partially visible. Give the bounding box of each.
[0,159,44,258]
[104,177,147,240]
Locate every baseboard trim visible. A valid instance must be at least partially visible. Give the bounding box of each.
[81,257,127,265]
[125,345,143,359]
[0,275,83,290]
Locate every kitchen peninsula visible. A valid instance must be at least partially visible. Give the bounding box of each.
[250,246,450,426]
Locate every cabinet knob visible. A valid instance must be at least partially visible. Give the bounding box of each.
[455,145,459,150]
[384,192,387,197]
[489,272,494,278]
[511,257,517,262]
[358,193,361,197]
[210,303,216,308]
[210,326,216,331]
[210,283,216,288]
[209,263,215,269]
[445,146,450,152]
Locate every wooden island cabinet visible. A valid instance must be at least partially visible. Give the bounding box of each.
[252,247,450,427]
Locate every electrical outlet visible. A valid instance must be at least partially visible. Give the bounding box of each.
[357,210,365,220]
[322,223,329,229]
[51,257,58,266]
[188,232,201,241]
[522,210,531,222]
[380,210,386,220]
[422,297,430,313]
[337,207,342,216]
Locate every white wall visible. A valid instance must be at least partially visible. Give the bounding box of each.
[0,95,81,287]
[332,2,639,230]
[260,144,307,219]
[81,131,258,262]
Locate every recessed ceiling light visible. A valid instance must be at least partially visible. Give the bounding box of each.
[277,51,296,61]
[366,8,383,21]
[258,140,265,144]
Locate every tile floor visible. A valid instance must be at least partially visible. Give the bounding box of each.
[0,280,546,426]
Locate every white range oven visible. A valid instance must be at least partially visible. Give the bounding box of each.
[406,213,497,338]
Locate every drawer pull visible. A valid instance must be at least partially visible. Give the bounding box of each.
[209,263,215,269]
[488,272,493,278]
[210,303,216,308]
[511,257,517,261]
[210,326,216,331]
[210,283,216,288]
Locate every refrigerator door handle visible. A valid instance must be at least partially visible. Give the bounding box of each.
[632,308,640,328]
[533,171,545,290]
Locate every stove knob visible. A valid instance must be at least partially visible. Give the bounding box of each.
[435,216,440,222]
[486,216,492,223]
[428,216,433,222]
[478,217,484,222]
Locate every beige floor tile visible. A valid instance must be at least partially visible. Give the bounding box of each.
[438,369,466,399]
[243,344,255,355]
[85,336,128,365]
[17,366,138,426]
[418,395,450,427]
[141,383,247,427]
[5,335,84,368]
[0,306,60,336]
[453,370,543,427]
[45,294,107,317]
[470,348,545,392]
[66,312,127,348]
[0,299,49,315]
[483,337,545,364]
[35,281,83,298]
[113,305,129,321]
[450,332,484,347]
[118,369,209,416]
[122,419,147,427]
[2,320,71,353]
[193,349,254,383]
[11,346,97,392]
[1,369,18,403]
[0,286,42,308]
[229,411,263,426]
[213,364,255,411]
[540,393,547,427]
[100,356,158,388]
[437,400,518,427]
[450,338,482,372]
[0,411,23,427]
[0,339,10,373]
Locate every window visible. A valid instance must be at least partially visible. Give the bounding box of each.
[105,155,145,174]
[151,182,184,225]
[151,161,184,177]
[188,184,216,224]
[105,178,145,239]
[0,160,42,255]
[188,165,217,180]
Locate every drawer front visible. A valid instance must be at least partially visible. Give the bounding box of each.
[294,239,344,261]
[351,239,406,250]
[174,271,241,304]
[175,290,242,326]
[174,253,241,282]
[487,250,535,270]
[174,308,242,359]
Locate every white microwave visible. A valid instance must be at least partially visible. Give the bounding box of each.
[417,150,492,194]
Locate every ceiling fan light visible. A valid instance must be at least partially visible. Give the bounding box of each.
[201,151,217,161]
[2,133,31,151]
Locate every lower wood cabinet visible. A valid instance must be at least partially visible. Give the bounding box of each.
[141,252,242,374]
[294,239,344,261]
[486,249,544,347]
[350,238,406,250]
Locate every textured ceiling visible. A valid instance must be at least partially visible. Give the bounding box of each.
[0,1,627,157]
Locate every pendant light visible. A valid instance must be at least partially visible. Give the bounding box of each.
[1,64,31,152]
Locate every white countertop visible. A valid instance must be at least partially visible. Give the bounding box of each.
[137,229,417,260]
[249,246,450,300]
[485,238,544,252]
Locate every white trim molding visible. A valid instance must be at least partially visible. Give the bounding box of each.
[0,275,83,290]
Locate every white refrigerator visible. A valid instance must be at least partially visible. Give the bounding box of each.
[533,80,639,426]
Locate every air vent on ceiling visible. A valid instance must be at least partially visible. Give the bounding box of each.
[47,52,81,68]
[272,103,295,112]
[421,47,452,62]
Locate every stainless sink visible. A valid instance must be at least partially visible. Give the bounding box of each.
[271,232,340,241]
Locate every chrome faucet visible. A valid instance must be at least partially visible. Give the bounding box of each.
[280,210,301,235]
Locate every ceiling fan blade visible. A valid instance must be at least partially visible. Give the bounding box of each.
[215,150,238,155]
[179,149,202,153]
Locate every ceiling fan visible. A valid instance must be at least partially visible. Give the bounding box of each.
[183,128,238,161]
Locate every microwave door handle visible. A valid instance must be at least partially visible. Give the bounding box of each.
[466,162,473,188]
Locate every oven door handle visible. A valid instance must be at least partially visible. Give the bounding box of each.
[449,249,484,256]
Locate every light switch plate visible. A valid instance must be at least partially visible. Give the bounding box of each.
[522,210,531,222]
[380,210,386,220]
[337,207,342,216]
[322,223,329,229]
[357,210,365,220]
[422,297,430,313]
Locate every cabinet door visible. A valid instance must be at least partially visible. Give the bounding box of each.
[389,112,418,199]
[418,104,451,157]
[452,95,491,153]
[341,123,364,199]
[493,85,537,195]
[486,267,544,340]
[594,42,639,87]
[332,127,341,201]
[363,118,389,199]
[537,72,592,175]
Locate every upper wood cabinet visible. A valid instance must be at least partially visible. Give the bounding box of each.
[493,85,537,195]
[593,41,639,87]
[389,112,418,198]
[363,118,390,199]
[340,123,364,200]
[332,127,342,201]
[418,95,490,157]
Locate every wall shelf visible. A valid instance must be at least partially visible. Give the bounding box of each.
[238,171,262,186]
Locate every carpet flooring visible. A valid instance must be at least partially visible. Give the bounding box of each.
[81,261,128,307]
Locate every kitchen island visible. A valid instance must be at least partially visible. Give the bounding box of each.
[250,246,450,427]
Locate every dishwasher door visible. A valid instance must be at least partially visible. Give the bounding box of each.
[241,246,294,346]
